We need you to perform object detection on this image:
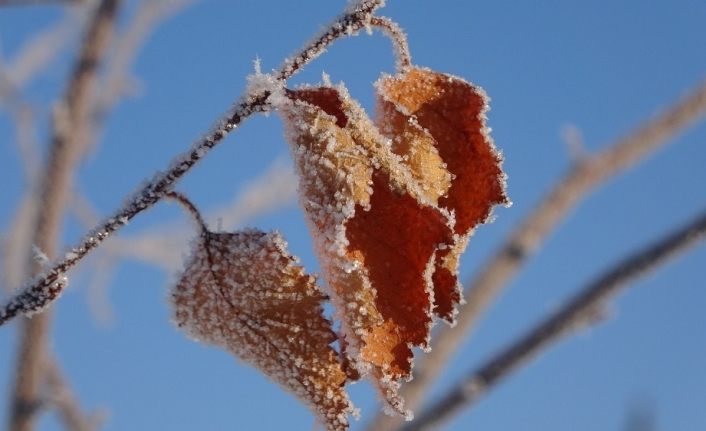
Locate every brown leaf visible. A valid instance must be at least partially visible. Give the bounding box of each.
[277,84,454,417]
[376,66,509,322]
[171,228,353,431]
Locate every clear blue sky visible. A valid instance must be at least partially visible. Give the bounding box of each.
[1,1,705,430]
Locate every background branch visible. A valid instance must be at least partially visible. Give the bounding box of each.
[8,0,120,429]
[402,208,706,430]
[367,76,706,431]
[44,359,102,431]
[0,0,84,6]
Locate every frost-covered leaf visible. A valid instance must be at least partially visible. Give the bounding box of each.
[376,66,509,322]
[171,228,353,431]
[276,84,454,417]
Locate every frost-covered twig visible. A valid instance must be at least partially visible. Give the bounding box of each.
[367,77,706,431]
[8,0,121,429]
[401,208,706,431]
[369,16,411,71]
[63,159,296,324]
[0,0,386,327]
[99,157,297,271]
[164,191,207,231]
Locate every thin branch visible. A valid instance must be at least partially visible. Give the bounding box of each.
[0,0,387,326]
[93,0,195,118]
[369,16,411,71]
[1,197,38,294]
[402,208,706,431]
[1,9,83,91]
[0,0,84,6]
[367,77,706,431]
[44,359,102,431]
[8,0,121,429]
[164,191,207,232]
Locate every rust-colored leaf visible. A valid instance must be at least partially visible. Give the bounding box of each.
[171,228,353,431]
[376,66,509,322]
[277,84,454,417]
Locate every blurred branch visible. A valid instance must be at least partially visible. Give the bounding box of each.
[94,0,195,119]
[561,123,587,162]
[0,9,82,92]
[0,0,85,6]
[45,359,103,431]
[0,0,387,326]
[366,77,706,431]
[1,195,38,293]
[8,0,121,429]
[402,208,706,431]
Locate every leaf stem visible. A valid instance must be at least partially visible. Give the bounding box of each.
[165,191,207,233]
[369,16,412,71]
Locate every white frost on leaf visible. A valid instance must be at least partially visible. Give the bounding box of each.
[170,228,353,431]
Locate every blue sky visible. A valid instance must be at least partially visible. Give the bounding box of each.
[1,1,705,430]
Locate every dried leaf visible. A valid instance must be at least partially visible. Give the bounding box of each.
[277,84,454,417]
[171,228,353,431]
[376,66,509,322]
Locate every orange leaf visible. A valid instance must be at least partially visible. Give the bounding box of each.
[376,66,509,322]
[171,228,353,431]
[277,84,454,417]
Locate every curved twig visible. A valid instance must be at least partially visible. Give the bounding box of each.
[165,191,207,233]
[369,16,411,71]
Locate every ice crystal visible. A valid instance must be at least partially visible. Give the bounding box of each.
[376,66,509,322]
[171,228,353,431]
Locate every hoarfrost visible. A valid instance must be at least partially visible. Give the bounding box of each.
[170,228,354,430]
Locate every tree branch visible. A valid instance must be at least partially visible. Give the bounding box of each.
[369,16,411,71]
[0,0,386,327]
[8,0,120,429]
[44,359,102,431]
[0,0,84,6]
[402,208,706,431]
[367,76,706,431]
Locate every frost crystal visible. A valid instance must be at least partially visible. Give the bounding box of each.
[276,82,462,418]
[375,66,509,322]
[171,228,353,431]
[271,65,509,419]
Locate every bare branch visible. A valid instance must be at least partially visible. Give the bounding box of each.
[1,9,83,90]
[0,0,387,326]
[402,208,706,431]
[1,194,38,293]
[367,77,706,431]
[44,359,102,431]
[0,0,85,6]
[94,0,195,118]
[8,0,121,429]
[560,123,587,163]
